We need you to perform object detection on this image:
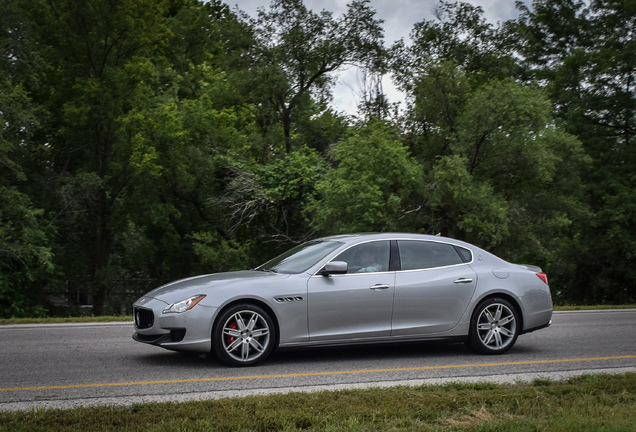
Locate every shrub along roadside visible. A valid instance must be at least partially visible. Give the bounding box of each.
[1,373,635,431]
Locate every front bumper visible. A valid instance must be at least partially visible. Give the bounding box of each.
[132,297,215,353]
[132,328,186,344]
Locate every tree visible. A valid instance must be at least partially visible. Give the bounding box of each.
[425,154,509,247]
[391,1,518,95]
[243,0,385,154]
[0,42,55,317]
[208,146,326,264]
[0,84,55,317]
[391,2,520,163]
[513,0,636,303]
[112,67,254,280]
[310,121,421,234]
[391,2,589,288]
[0,187,55,317]
[422,81,587,254]
[15,0,180,314]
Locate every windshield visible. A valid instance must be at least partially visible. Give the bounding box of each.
[257,240,343,274]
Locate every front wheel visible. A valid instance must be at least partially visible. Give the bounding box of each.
[212,304,276,366]
[466,298,519,355]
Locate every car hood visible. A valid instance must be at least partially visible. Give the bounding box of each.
[139,270,288,305]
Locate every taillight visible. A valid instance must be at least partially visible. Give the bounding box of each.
[536,273,549,285]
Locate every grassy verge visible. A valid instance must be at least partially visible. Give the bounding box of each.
[0,316,133,325]
[1,305,634,325]
[1,373,635,431]
[554,304,636,311]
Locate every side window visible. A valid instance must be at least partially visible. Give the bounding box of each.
[398,240,464,270]
[334,241,390,274]
[454,245,473,263]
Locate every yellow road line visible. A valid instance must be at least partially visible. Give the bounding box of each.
[2,355,635,392]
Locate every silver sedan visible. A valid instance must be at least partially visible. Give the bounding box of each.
[133,233,552,366]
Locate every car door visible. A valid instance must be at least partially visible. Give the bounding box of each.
[307,240,395,341]
[391,240,477,336]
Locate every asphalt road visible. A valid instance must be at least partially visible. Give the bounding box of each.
[1,310,635,411]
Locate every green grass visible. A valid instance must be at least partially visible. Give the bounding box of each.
[553,304,636,311]
[1,373,635,431]
[1,305,634,325]
[0,315,133,325]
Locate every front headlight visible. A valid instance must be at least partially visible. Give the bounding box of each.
[162,295,206,314]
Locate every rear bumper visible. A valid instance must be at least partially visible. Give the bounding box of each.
[521,319,551,335]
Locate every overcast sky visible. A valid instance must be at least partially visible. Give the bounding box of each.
[223,0,525,114]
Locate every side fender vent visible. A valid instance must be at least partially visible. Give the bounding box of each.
[274,296,304,303]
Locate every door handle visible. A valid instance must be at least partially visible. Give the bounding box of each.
[370,284,390,290]
[454,278,473,284]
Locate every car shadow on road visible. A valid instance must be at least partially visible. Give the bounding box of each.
[133,340,543,370]
[269,341,474,364]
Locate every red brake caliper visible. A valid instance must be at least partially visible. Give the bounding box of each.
[227,322,237,344]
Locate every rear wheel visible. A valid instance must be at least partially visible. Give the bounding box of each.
[466,298,519,354]
[212,304,276,366]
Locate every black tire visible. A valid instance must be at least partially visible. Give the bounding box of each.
[466,298,519,355]
[212,303,276,366]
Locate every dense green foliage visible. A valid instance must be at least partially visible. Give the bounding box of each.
[0,0,634,316]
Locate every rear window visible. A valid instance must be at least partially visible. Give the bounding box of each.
[454,245,473,263]
[398,240,465,270]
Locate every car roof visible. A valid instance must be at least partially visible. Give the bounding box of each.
[314,233,507,268]
[317,232,477,249]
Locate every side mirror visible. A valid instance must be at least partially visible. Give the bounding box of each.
[319,261,348,276]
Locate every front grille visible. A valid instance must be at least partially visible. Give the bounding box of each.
[134,307,154,329]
